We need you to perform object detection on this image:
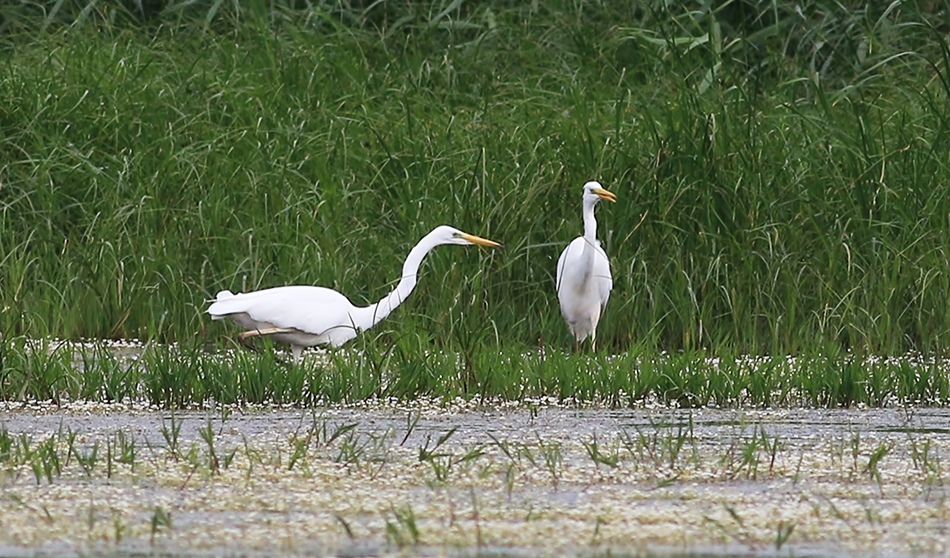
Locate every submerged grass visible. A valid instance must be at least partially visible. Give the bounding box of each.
[2,405,949,555]
[1,1,949,359]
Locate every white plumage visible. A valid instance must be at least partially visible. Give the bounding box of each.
[207,225,500,362]
[556,181,616,348]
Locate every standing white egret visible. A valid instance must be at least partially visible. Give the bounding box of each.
[207,225,500,362]
[556,181,616,349]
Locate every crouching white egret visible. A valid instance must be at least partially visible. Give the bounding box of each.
[556,181,616,349]
[207,225,501,362]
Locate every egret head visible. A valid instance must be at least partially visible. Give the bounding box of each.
[431,225,502,248]
[582,181,617,204]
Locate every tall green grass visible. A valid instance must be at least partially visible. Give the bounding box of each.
[1,1,950,356]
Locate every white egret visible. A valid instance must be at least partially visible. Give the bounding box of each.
[556,181,616,349]
[207,225,501,362]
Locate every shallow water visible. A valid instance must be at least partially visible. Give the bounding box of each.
[1,404,948,557]
[3,404,942,441]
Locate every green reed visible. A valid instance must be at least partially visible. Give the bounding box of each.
[1,2,949,359]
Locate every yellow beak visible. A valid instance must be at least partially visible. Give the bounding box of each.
[460,233,502,248]
[593,187,617,203]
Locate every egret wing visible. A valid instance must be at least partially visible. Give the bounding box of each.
[555,237,585,294]
[591,244,612,314]
[555,244,569,292]
[207,285,357,336]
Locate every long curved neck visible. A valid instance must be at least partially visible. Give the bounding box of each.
[351,233,440,330]
[582,197,599,245]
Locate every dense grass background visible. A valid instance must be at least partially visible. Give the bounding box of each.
[2,0,950,357]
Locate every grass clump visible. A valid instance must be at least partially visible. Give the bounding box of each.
[2,335,950,408]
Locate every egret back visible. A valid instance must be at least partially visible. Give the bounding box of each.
[206,285,362,344]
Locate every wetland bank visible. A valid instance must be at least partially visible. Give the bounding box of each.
[8,342,950,556]
[5,0,950,556]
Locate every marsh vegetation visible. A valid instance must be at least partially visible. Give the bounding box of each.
[4,339,950,408]
[2,0,950,357]
[3,1,950,556]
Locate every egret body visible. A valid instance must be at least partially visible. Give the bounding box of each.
[556,181,616,348]
[207,225,500,361]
